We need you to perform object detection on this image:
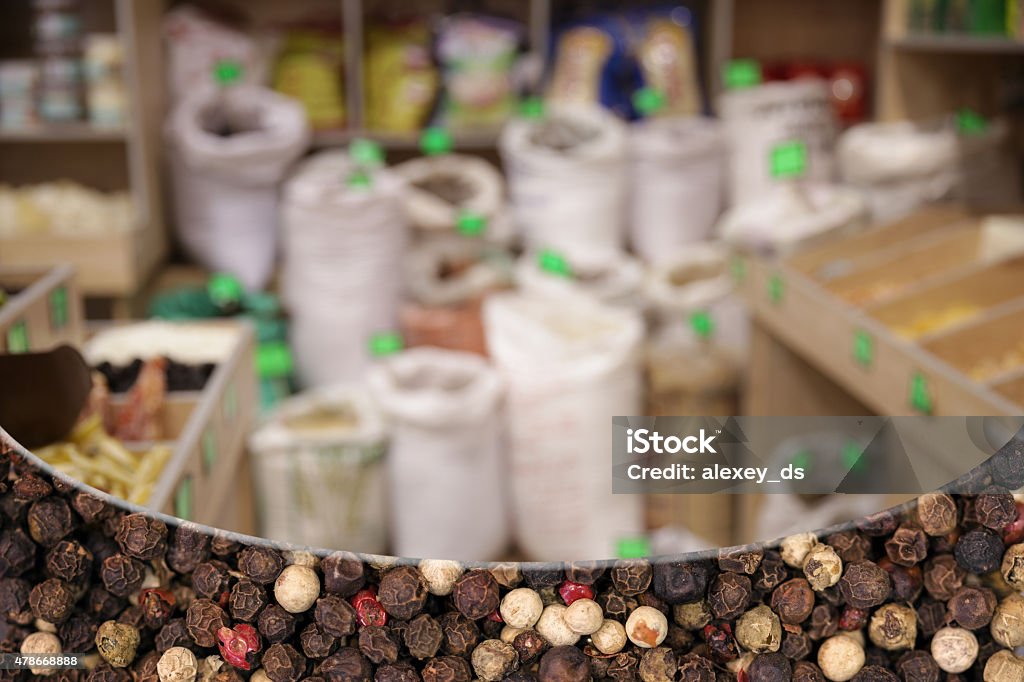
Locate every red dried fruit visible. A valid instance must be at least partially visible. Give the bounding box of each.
[139,588,175,630]
[218,623,262,670]
[486,609,503,623]
[702,622,737,663]
[558,581,595,606]
[838,607,869,631]
[1002,501,1024,544]
[351,587,388,627]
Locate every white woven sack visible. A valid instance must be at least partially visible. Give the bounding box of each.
[166,85,309,290]
[405,238,514,307]
[248,385,388,553]
[629,117,725,263]
[483,291,644,560]
[500,105,628,261]
[718,80,837,205]
[368,348,507,560]
[514,251,645,310]
[281,151,408,387]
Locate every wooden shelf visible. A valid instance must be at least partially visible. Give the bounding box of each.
[311,128,500,150]
[0,124,127,143]
[889,34,1024,54]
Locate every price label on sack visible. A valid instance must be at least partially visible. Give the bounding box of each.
[690,310,714,339]
[6,321,29,353]
[538,249,573,278]
[456,210,487,237]
[616,536,651,559]
[632,87,667,117]
[213,59,243,86]
[420,127,453,156]
[723,59,762,90]
[909,372,934,415]
[519,96,546,120]
[49,286,69,330]
[370,331,404,357]
[770,140,808,179]
[175,476,192,520]
[767,274,785,304]
[956,108,988,136]
[350,138,385,168]
[208,273,243,309]
[853,329,874,368]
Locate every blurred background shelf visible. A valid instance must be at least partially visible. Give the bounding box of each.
[0,123,127,142]
[890,34,1024,54]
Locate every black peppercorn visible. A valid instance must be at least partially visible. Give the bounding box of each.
[263,642,307,682]
[86,586,125,622]
[754,552,788,594]
[538,645,590,682]
[453,570,500,620]
[917,494,959,537]
[114,514,167,561]
[100,554,145,598]
[0,577,29,621]
[947,585,996,630]
[439,612,479,658]
[914,599,947,639]
[565,561,605,585]
[166,523,210,575]
[259,604,297,644]
[678,653,715,682]
[237,546,285,585]
[858,510,899,537]
[807,605,838,641]
[608,651,641,682]
[192,560,232,602]
[322,551,366,597]
[923,555,964,601]
[639,646,676,682]
[598,590,638,623]
[610,560,652,597]
[878,559,923,602]
[185,598,228,648]
[12,473,52,501]
[423,656,472,682]
[838,561,891,609]
[523,565,564,590]
[321,647,373,682]
[852,666,899,682]
[792,662,826,682]
[316,594,358,638]
[229,578,267,622]
[637,590,670,616]
[27,497,74,547]
[896,650,939,682]
[987,437,1024,488]
[653,560,710,605]
[46,539,93,584]
[84,529,119,566]
[301,622,339,659]
[748,652,793,682]
[782,631,813,660]
[70,491,112,525]
[954,528,1003,574]
[209,532,239,557]
[87,661,132,682]
[59,614,98,653]
[974,486,1017,530]
[376,662,421,682]
[885,526,928,567]
[771,579,815,625]
[708,573,752,620]
[30,577,75,623]
[155,618,193,653]
[378,566,428,620]
[132,650,159,682]
[826,532,872,564]
[512,629,547,664]
[479,617,503,640]
[719,546,764,575]
[405,614,443,659]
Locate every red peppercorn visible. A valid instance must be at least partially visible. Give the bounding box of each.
[838,607,869,631]
[558,581,594,606]
[702,622,738,663]
[1001,501,1024,544]
[486,609,503,623]
[350,586,388,627]
[217,623,262,670]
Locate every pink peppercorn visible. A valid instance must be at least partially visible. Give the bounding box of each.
[217,623,261,670]
[558,581,595,606]
[351,586,388,627]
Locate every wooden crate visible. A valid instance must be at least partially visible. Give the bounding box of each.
[0,264,85,353]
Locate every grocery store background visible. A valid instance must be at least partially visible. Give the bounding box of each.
[1,0,1024,562]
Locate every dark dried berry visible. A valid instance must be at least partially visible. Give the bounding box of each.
[607,651,640,682]
[30,577,75,623]
[86,586,125,621]
[378,566,428,620]
[565,561,605,585]
[316,594,358,638]
[322,647,373,682]
[878,559,923,602]
[747,652,792,682]
[0,577,29,619]
[263,642,306,682]
[84,529,120,566]
[708,573,751,620]
[839,607,870,631]
[917,494,959,536]
[922,555,964,601]
[12,473,51,501]
[115,514,167,561]
[405,614,443,659]
[87,661,132,682]
[807,604,838,641]
[598,590,638,623]
[522,565,564,590]
[539,645,589,682]
[781,630,813,660]
[155,618,193,653]
[885,525,928,567]
[453,570,499,620]
[192,560,232,602]
[703,622,738,663]
[423,655,472,682]
[229,579,267,622]
[439,612,479,657]
[915,600,947,638]
[947,585,996,630]
[895,650,939,682]
[754,552,788,593]
[793,662,826,682]
[70,491,111,525]
[46,540,93,583]
[653,560,710,605]
[185,598,228,648]
[259,604,297,644]
[858,510,900,537]
[826,532,872,564]
[718,545,764,575]
[359,626,400,665]
[638,646,675,682]
[611,560,653,596]
[771,579,815,625]
[512,629,546,665]
[100,554,146,598]
[975,486,1017,530]
[679,653,715,682]
[166,523,210,574]
[988,436,1024,489]
[209,532,239,557]
[139,588,175,630]
[132,651,160,682]
[852,666,898,682]
[954,528,1003,574]
[301,623,338,659]
[838,561,891,609]
[322,551,366,597]
[237,546,284,585]
[376,662,422,682]
[27,497,74,546]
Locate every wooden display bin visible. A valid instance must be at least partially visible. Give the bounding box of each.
[0,264,85,353]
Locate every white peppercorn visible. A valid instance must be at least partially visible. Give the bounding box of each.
[420,560,464,596]
[736,605,782,654]
[868,604,916,651]
[818,634,865,682]
[157,646,199,682]
[1000,544,1024,590]
[471,639,518,682]
[591,619,627,655]
[563,598,603,635]
[625,606,669,649]
[274,565,320,614]
[930,627,978,674]
[250,670,272,682]
[782,533,818,569]
[501,626,525,645]
[673,601,712,630]
[500,588,544,629]
[535,604,579,646]
[991,593,1024,648]
[21,631,62,676]
[284,550,318,568]
[984,650,1024,682]
[803,545,843,592]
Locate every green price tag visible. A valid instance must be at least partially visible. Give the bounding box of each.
[956,108,988,136]
[350,138,385,167]
[723,59,762,90]
[633,87,667,116]
[6,321,29,353]
[202,429,216,473]
[213,59,243,86]
[208,273,243,309]
[370,332,404,357]
[519,96,545,119]
[456,210,487,236]
[767,274,785,304]
[347,168,372,189]
[731,256,748,283]
[909,372,934,415]
[770,140,808,179]
[853,330,874,368]
[420,127,453,156]
[49,286,68,330]
[841,441,865,472]
[690,310,714,339]
[175,476,193,520]
[538,249,572,278]
[617,536,651,559]
[256,342,294,379]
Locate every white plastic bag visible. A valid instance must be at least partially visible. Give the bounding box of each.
[248,386,389,553]
[837,121,959,222]
[717,183,868,256]
[629,117,725,263]
[281,151,409,386]
[483,291,644,560]
[718,80,836,205]
[167,84,310,290]
[368,348,507,560]
[500,105,628,261]
[514,251,645,310]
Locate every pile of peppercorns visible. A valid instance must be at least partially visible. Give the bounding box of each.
[2,436,1024,682]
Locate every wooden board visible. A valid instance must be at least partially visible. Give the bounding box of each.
[0,265,85,353]
[924,303,1024,384]
[993,375,1024,410]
